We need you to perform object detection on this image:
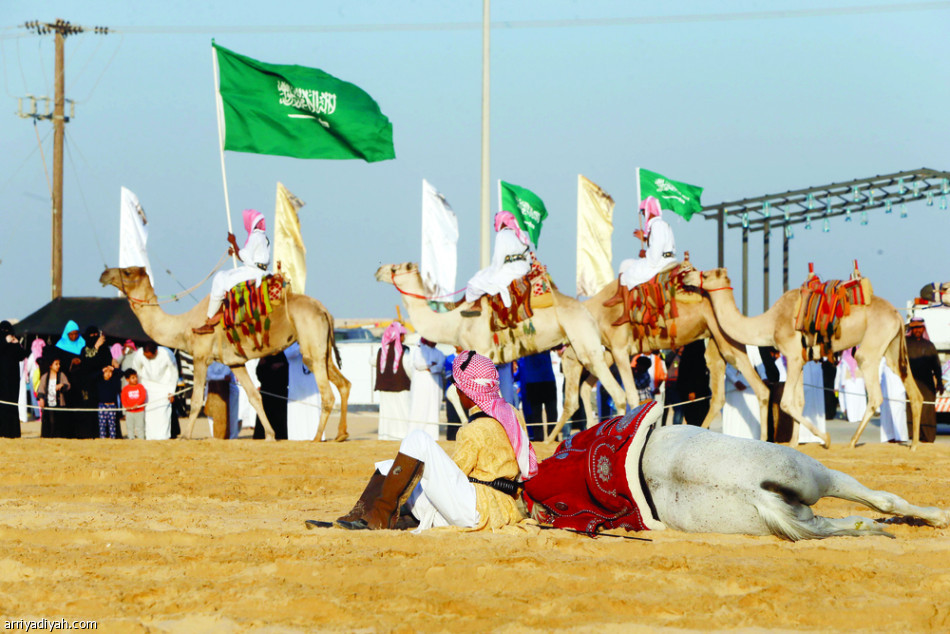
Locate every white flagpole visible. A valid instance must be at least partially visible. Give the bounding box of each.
[213,45,237,267]
[479,0,491,268]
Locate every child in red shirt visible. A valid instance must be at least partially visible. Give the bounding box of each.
[121,369,148,439]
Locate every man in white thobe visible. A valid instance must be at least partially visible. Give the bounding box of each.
[464,212,531,310]
[408,339,445,440]
[879,357,908,443]
[835,349,867,423]
[618,196,677,290]
[131,343,178,440]
[721,361,760,439]
[285,342,323,441]
[797,360,828,443]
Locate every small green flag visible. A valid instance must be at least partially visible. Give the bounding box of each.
[213,43,395,162]
[639,168,703,221]
[500,181,548,247]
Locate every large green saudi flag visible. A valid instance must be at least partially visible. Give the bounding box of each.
[639,168,703,220]
[500,181,548,247]
[213,43,395,162]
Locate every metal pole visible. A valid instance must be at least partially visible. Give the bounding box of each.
[741,226,748,315]
[51,28,65,300]
[717,207,724,268]
[479,0,491,268]
[762,219,770,313]
[782,227,789,292]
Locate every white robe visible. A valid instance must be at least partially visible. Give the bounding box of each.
[408,345,445,440]
[285,342,323,441]
[131,347,179,440]
[721,363,759,440]
[208,230,271,313]
[235,358,260,434]
[465,229,530,307]
[798,361,827,444]
[835,359,867,423]
[618,217,677,290]
[376,348,413,441]
[879,358,908,443]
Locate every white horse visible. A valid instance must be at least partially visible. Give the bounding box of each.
[629,404,948,540]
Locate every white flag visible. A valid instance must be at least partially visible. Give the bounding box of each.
[274,182,307,294]
[118,187,154,285]
[576,175,615,297]
[420,179,459,299]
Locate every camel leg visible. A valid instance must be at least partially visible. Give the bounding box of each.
[231,365,274,440]
[898,334,924,452]
[581,377,597,430]
[184,361,209,440]
[702,339,726,429]
[781,355,830,448]
[327,359,351,442]
[849,342,889,449]
[545,349,582,443]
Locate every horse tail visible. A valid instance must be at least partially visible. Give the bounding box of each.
[756,480,892,541]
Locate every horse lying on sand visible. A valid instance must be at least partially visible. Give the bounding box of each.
[525,401,948,541]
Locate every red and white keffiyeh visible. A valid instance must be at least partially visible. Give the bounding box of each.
[453,351,538,480]
[493,211,530,247]
[379,322,408,373]
[242,209,266,247]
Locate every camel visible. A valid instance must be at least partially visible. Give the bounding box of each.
[100,266,351,442]
[549,278,771,443]
[626,402,947,539]
[375,262,627,411]
[684,267,924,449]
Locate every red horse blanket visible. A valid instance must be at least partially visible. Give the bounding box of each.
[523,400,663,535]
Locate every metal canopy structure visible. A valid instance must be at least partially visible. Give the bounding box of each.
[700,168,950,313]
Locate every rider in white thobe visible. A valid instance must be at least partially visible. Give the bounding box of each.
[465,212,531,309]
[408,341,445,440]
[131,345,179,440]
[618,196,677,290]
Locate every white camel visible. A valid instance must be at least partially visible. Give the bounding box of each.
[629,401,949,539]
[685,267,924,449]
[101,266,351,442]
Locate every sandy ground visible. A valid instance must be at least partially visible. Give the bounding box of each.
[1,413,950,633]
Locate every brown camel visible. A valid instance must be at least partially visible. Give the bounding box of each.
[549,278,770,443]
[375,262,627,411]
[685,267,924,449]
[100,266,351,442]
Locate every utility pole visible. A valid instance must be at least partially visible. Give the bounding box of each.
[19,19,109,299]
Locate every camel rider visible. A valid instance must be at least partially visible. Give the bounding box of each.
[617,195,677,290]
[337,350,538,532]
[194,209,271,335]
[462,211,532,317]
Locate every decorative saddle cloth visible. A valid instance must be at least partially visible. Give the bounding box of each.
[603,263,699,347]
[522,401,664,536]
[488,254,556,332]
[222,273,287,357]
[793,275,873,346]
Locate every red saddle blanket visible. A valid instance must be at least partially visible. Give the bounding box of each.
[488,254,556,332]
[522,401,660,536]
[603,264,692,346]
[222,274,286,357]
[794,276,872,342]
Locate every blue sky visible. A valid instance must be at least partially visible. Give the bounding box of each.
[2,1,948,326]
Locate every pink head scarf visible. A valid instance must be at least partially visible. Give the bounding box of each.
[639,196,663,236]
[453,351,538,480]
[841,348,859,377]
[110,343,124,361]
[30,338,45,360]
[494,211,530,247]
[379,322,408,373]
[242,209,266,247]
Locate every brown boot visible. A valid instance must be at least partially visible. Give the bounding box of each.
[339,453,423,530]
[336,470,384,524]
[192,312,223,335]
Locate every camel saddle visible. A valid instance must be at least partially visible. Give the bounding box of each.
[794,274,873,357]
[523,400,661,536]
[222,273,287,357]
[603,263,697,348]
[487,254,556,333]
